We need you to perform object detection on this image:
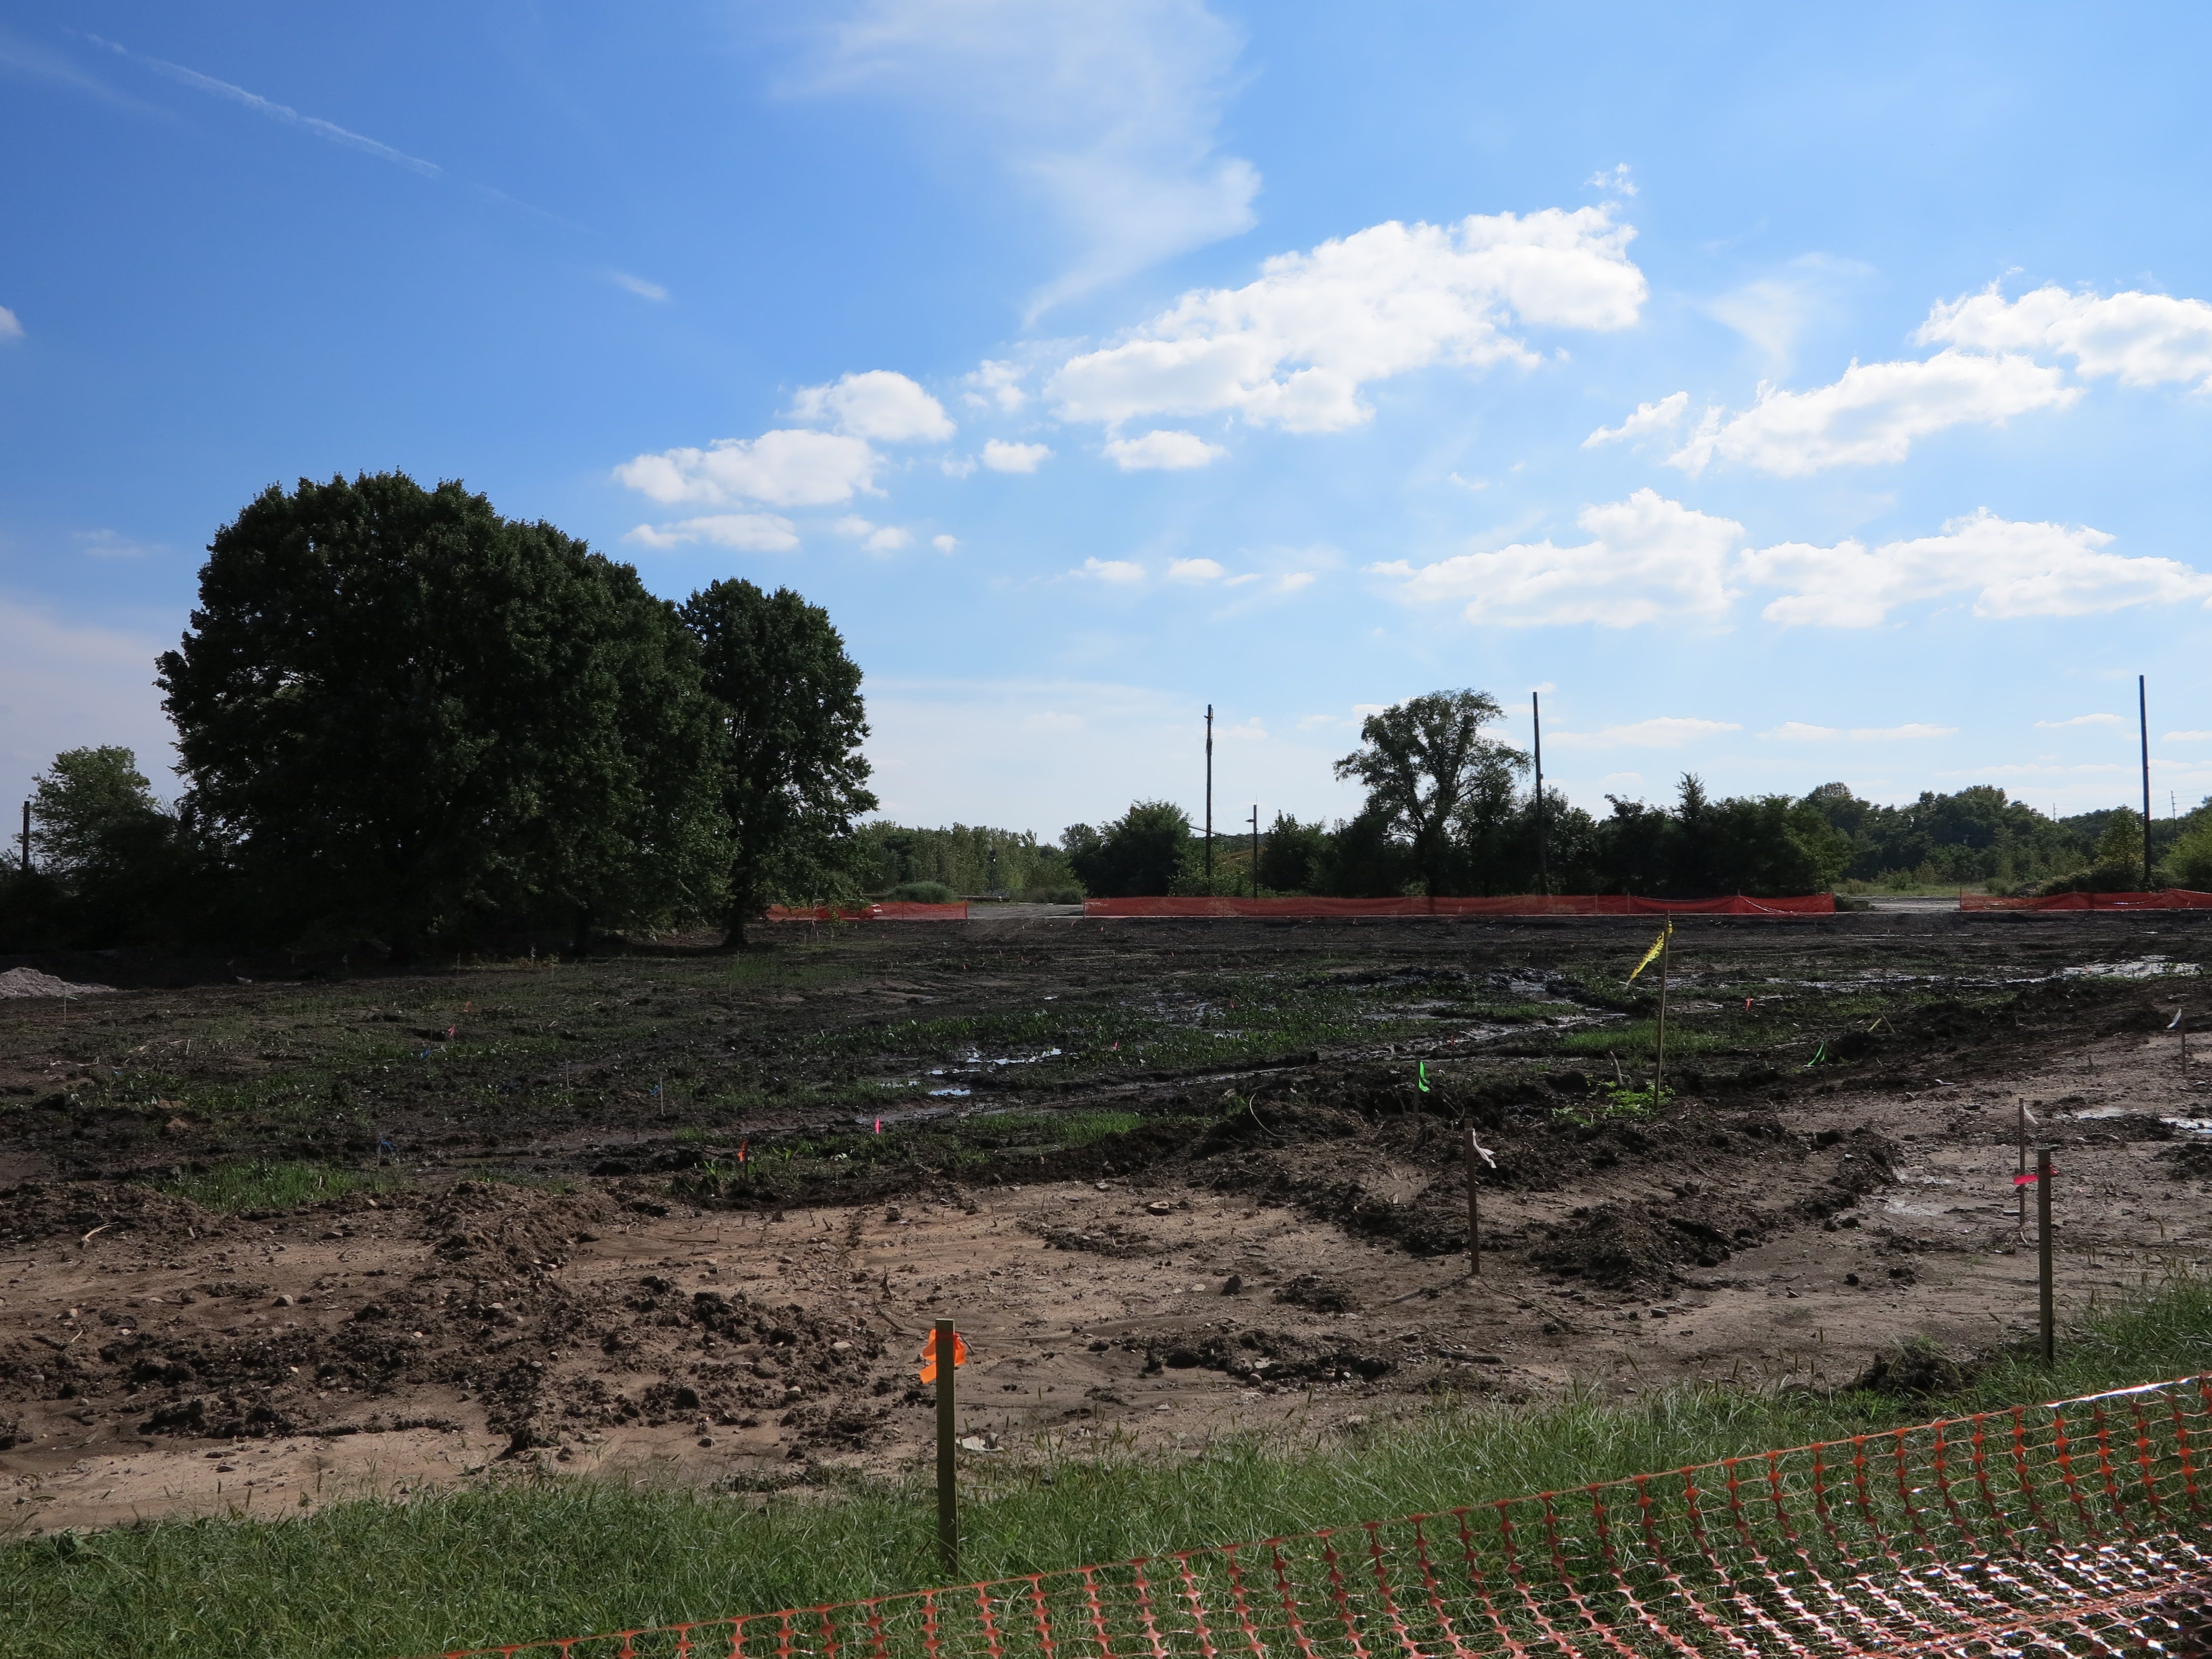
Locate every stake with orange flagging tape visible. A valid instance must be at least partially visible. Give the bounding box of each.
[919,1319,969,1575]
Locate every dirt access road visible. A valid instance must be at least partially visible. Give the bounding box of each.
[3,911,2209,1533]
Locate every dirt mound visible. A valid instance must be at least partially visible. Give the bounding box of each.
[1027,1218,1162,1257]
[419,1182,624,1277]
[1529,1194,1770,1289]
[2159,1142,2212,1181]
[0,1181,222,1248]
[1139,1325,1395,1385]
[1274,1273,1361,1312]
[0,967,114,999]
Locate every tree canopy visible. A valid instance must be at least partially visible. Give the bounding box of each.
[1063,801,1193,897]
[29,747,164,876]
[1333,691,1528,895]
[157,473,721,950]
[680,578,876,943]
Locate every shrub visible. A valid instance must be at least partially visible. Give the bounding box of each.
[887,880,957,903]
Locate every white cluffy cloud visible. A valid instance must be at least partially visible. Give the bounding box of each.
[808,0,1259,313]
[2036,713,2125,729]
[1668,350,2077,476]
[982,439,1053,473]
[1103,429,1227,470]
[931,533,958,554]
[616,428,878,508]
[1740,509,2212,625]
[1552,718,1741,749]
[617,368,946,534]
[0,305,21,342]
[792,370,954,442]
[624,513,800,552]
[1068,555,1313,594]
[1369,489,1741,627]
[1919,284,2212,389]
[833,515,914,554]
[1049,207,1646,434]
[1583,391,1687,447]
[966,359,1028,413]
[1374,494,2212,630]
[1768,722,1957,741]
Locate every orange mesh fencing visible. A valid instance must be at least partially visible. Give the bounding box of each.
[1963,888,2212,912]
[422,1373,2212,1659]
[1084,895,1836,919]
[765,902,971,921]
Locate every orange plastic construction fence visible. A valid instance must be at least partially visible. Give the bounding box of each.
[420,1372,2212,1659]
[1963,888,2212,912]
[765,902,971,921]
[1084,894,1836,919]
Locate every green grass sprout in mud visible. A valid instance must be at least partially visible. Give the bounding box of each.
[159,1159,393,1212]
[1554,1081,1667,1125]
[11,1275,2212,1659]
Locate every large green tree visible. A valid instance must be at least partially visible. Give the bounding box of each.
[679,579,877,944]
[1333,691,1527,895]
[157,473,721,951]
[29,747,166,875]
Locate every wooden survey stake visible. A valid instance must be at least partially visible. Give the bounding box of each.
[920,1320,967,1575]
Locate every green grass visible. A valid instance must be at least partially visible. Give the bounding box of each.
[10,1275,2212,1659]
[157,1159,394,1212]
[1553,1020,1735,1058]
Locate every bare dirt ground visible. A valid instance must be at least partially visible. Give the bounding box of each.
[4,911,2209,1534]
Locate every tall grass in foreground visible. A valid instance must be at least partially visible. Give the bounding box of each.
[9,1277,2212,1659]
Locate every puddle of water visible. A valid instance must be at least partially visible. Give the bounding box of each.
[2075,1104,2212,1135]
[1885,1199,1951,1217]
[928,1087,971,1097]
[2061,957,2202,980]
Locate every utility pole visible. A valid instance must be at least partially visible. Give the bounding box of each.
[1205,704,1214,891]
[2141,674,2155,892]
[1249,805,1259,898]
[1532,692,1549,897]
[17,802,27,875]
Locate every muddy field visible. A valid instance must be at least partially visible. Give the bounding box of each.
[5,909,2211,1534]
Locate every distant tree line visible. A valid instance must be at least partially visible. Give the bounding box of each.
[1,473,877,954]
[10,518,2205,955]
[1059,690,2212,901]
[852,823,1083,903]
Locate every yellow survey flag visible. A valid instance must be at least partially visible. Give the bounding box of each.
[1626,918,1673,982]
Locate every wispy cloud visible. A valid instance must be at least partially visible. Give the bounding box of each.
[1766,721,1957,741]
[803,0,1259,316]
[609,271,669,303]
[74,529,160,559]
[86,34,440,177]
[1551,717,1742,749]
[2036,712,2124,729]
[0,25,164,115]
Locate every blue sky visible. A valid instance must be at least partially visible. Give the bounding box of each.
[5,3,2212,840]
